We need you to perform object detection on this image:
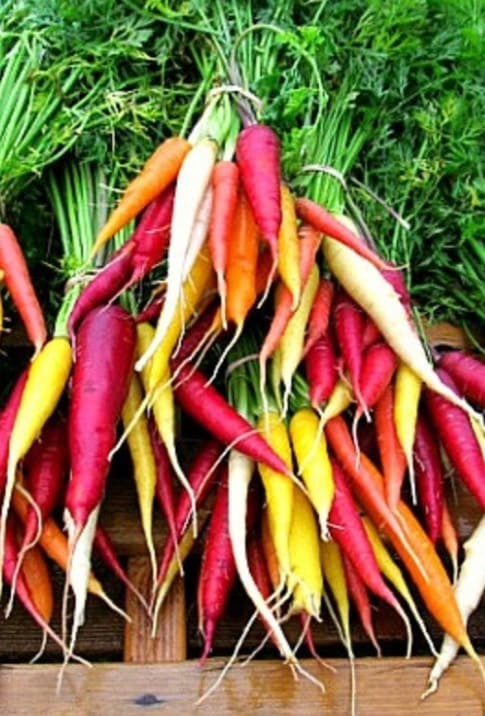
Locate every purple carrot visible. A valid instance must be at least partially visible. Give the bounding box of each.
[413,412,444,543]
[305,333,338,408]
[438,350,485,408]
[0,368,29,497]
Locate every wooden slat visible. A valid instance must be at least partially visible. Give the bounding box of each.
[1,657,484,715]
[123,556,186,662]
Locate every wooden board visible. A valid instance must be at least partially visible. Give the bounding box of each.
[2,657,484,715]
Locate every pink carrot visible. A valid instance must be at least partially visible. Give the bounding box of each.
[424,368,485,509]
[354,342,398,422]
[236,125,282,261]
[197,467,237,663]
[295,198,388,270]
[149,418,179,555]
[438,351,485,408]
[413,412,444,543]
[361,318,381,350]
[341,551,381,656]
[333,291,367,415]
[0,368,29,498]
[305,333,338,408]
[380,265,412,313]
[302,278,334,357]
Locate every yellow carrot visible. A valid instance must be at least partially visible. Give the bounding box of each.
[289,407,335,540]
[121,373,157,582]
[320,539,352,654]
[394,362,422,504]
[277,184,301,309]
[1,337,72,599]
[318,377,353,427]
[287,488,323,618]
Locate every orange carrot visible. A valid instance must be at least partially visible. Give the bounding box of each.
[92,136,191,255]
[374,383,407,509]
[21,543,53,624]
[303,277,334,357]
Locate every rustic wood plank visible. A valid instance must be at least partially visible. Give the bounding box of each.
[1,656,484,715]
[123,557,186,663]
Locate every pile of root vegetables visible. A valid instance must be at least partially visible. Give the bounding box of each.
[0,77,484,708]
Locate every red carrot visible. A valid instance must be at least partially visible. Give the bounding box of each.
[333,291,366,415]
[149,418,179,556]
[305,333,338,408]
[413,412,444,543]
[438,351,485,408]
[172,362,291,476]
[0,224,47,354]
[342,551,381,656]
[198,467,237,663]
[134,295,164,325]
[380,265,412,314]
[128,184,175,284]
[424,368,485,509]
[361,318,381,350]
[302,277,334,357]
[236,125,282,261]
[354,342,398,422]
[295,198,388,270]
[0,368,29,498]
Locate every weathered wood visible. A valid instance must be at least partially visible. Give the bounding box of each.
[1,657,484,715]
[123,556,186,662]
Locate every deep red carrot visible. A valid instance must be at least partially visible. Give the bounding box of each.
[93,525,148,611]
[0,224,47,354]
[172,362,291,476]
[425,368,485,509]
[413,412,444,544]
[302,277,334,357]
[341,551,381,656]
[149,418,179,556]
[305,333,338,409]
[361,318,381,350]
[19,417,68,556]
[209,161,240,318]
[438,351,485,408]
[374,383,407,508]
[68,242,136,340]
[236,124,282,261]
[328,458,412,642]
[294,198,388,270]
[354,343,399,422]
[333,291,366,415]
[135,295,164,325]
[0,368,29,498]
[198,467,237,663]
[153,439,224,597]
[64,304,136,649]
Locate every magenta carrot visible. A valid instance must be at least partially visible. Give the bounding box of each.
[354,342,398,422]
[0,224,47,354]
[341,551,381,656]
[135,295,164,325]
[171,362,291,476]
[438,351,485,408]
[295,198,388,270]
[64,304,136,652]
[0,368,29,498]
[305,333,338,409]
[361,318,381,350]
[93,525,148,612]
[236,124,281,262]
[333,291,366,415]
[149,418,179,558]
[302,277,334,357]
[413,412,444,544]
[197,467,237,663]
[424,368,485,509]
[380,266,412,314]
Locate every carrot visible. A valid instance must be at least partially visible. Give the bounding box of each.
[322,234,479,419]
[277,184,301,308]
[295,198,388,270]
[129,183,175,285]
[209,160,240,325]
[303,277,334,357]
[425,516,485,697]
[181,186,213,281]
[287,488,323,618]
[393,362,422,503]
[93,526,148,612]
[425,368,485,510]
[333,291,366,417]
[0,367,29,498]
[236,124,282,263]
[149,419,180,570]
[0,224,47,354]
[172,362,291,476]
[361,318,382,350]
[198,467,237,663]
[21,542,54,625]
[261,507,282,593]
[354,342,398,423]
[328,458,412,650]
[438,350,485,408]
[289,407,334,539]
[135,138,218,373]
[413,413,444,543]
[64,305,135,654]
[120,372,157,580]
[305,333,338,409]
[341,551,381,656]
[92,136,191,254]
[317,377,353,428]
[256,410,294,579]
[441,500,459,583]
[1,338,72,598]
[374,383,407,509]
[246,528,281,650]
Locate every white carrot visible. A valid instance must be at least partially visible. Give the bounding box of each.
[181,186,213,281]
[423,515,485,697]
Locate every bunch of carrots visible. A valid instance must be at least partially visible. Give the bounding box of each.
[0,76,483,708]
